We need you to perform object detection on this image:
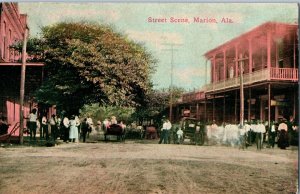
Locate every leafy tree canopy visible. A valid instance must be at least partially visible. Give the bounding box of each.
[132,86,185,125]
[15,22,157,115]
[79,104,134,124]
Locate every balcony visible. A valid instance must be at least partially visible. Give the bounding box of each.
[204,67,298,93]
[181,90,205,103]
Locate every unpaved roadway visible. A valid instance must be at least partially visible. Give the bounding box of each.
[0,139,298,194]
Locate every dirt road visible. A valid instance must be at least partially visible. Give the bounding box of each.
[0,139,298,194]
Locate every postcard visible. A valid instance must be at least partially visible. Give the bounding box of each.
[0,2,298,194]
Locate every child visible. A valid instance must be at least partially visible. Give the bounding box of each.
[176,128,184,144]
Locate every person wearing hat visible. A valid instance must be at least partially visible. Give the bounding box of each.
[158,116,165,144]
[81,118,89,143]
[278,118,288,149]
[162,118,172,144]
[111,116,117,125]
[27,109,37,141]
[268,121,277,148]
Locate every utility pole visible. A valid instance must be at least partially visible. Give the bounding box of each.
[162,43,182,123]
[19,27,29,145]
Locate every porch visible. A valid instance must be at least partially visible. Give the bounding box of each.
[204,67,298,93]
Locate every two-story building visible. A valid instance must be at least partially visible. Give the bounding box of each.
[0,3,53,139]
[176,22,298,126]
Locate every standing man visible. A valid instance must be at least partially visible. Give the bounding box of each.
[269,121,277,148]
[81,118,89,143]
[86,115,93,138]
[50,114,57,141]
[162,118,172,144]
[27,109,37,141]
[287,115,295,146]
[41,115,49,141]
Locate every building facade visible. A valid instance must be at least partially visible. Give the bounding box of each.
[176,22,298,126]
[0,3,27,63]
[0,3,54,138]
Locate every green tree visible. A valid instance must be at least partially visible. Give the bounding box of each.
[133,86,185,125]
[15,22,156,115]
[79,104,134,124]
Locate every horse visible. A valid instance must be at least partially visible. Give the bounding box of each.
[104,124,125,142]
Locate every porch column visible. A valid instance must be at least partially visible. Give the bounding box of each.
[248,88,251,121]
[176,106,180,122]
[293,86,296,118]
[275,40,278,67]
[293,31,296,69]
[223,95,226,123]
[235,90,237,124]
[235,45,238,77]
[205,59,208,84]
[196,102,199,120]
[268,84,271,127]
[248,38,253,73]
[204,96,207,123]
[213,55,216,82]
[223,49,227,80]
[239,54,244,126]
[267,31,272,70]
[213,95,215,121]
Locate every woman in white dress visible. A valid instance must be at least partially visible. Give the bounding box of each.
[69,115,79,143]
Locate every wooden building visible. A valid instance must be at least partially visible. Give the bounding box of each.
[0,3,54,138]
[176,22,298,125]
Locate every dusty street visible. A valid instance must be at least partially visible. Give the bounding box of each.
[0,138,298,194]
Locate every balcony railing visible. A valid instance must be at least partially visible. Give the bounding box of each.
[270,67,298,81]
[179,67,298,103]
[204,67,298,93]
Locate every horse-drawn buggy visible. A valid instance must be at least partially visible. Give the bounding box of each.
[103,123,126,142]
[180,117,205,145]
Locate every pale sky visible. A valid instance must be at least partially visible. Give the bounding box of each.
[19,3,298,90]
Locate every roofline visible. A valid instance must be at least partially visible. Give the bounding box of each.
[204,21,298,58]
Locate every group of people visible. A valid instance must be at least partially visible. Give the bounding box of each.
[26,109,96,143]
[27,108,53,141]
[27,109,66,142]
[156,115,298,150]
[271,116,298,149]
[158,117,183,144]
[208,116,298,150]
[25,108,130,144]
[22,108,299,149]
[102,116,126,130]
[243,117,298,150]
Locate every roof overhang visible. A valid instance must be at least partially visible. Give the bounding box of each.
[204,22,298,59]
[0,62,44,67]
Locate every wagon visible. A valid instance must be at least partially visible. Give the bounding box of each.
[180,117,205,145]
[104,124,125,142]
